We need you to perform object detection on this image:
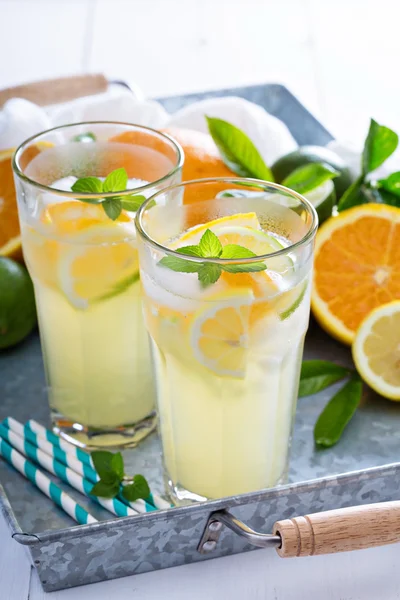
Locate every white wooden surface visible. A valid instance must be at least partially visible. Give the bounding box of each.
[2,0,400,596]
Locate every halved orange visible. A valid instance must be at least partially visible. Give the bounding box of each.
[312,204,400,345]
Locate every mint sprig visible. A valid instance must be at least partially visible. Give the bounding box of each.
[90,450,151,502]
[71,167,146,221]
[159,228,267,287]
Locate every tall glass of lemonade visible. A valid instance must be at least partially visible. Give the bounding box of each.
[13,122,183,448]
[135,178,317,504]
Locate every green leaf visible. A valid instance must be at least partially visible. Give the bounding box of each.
[90,480,120,499]
[362,119,398,175]
[199,229,223,258]
[91,451,121,484]
[121,474,151,502]
[159,256,200,273]
[103,168,128,193]
[71,177,103,194]
[119,195,147,212]
[314,375,363,448]
[197,263,222,287]
[206,116,273,180]
[175,245,203,257]
[299,360,350,397]
[72,132,96,143]
[372,187,400,207]
[220,244,257,259]
[111,452,124,479]
[220,262,267,274]
[337,176,365,212]
[102,198,122,220]
[377,172,400,200]
[282,163,339,195]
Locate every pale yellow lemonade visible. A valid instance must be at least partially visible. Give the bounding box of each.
[139,197,313,501]
[20,141,176,432]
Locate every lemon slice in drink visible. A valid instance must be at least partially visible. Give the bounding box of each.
[170,212,261,248]
[58,222,139,309]
[352,301,400,400]
[190,289,253,378]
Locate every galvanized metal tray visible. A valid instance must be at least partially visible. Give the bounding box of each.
[1,83,400,593]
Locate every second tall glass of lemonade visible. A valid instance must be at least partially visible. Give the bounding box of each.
[136,179,317,503]
[13,122,183,447]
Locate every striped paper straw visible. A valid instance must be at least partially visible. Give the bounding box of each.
[0,425,138,519]
[0,437,97,525]
[24,419,171,511]
[25,419,93,468]
[3,418,98,483]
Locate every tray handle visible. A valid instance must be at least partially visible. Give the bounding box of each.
[274,500,400,557]
[0,74,108,108]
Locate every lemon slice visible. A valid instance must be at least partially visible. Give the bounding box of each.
[352,300,400,400]
[190,289,253,378]
[170,212,261,247]
[58,222,139,309]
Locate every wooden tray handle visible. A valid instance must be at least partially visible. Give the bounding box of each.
[0,74,108,108]
[273,501,400,557]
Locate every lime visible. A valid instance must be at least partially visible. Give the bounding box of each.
[0,257,37,349]
[271,146,353,199]
[305,179,336,224]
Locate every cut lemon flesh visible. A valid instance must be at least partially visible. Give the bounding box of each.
[312,204,400,345]
[352,300,400,400]
[190,289,253,378]
[170,212,261,247]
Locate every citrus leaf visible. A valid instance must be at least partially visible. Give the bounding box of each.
[337,176,365,212]
[103,168,128,193]
[282,163,338,195]
[72,177,103,194]
[199,229,223,257]
[377,172,400,200]
[206,116,273,180]
[362,119,398,175]
[314,375,363,448]
[122,474,150,502]
[299,360,350,397]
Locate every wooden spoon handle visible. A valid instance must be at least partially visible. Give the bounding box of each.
[273,501,400,557]
[0,74,108,108]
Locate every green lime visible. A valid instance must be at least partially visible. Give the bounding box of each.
[271,146,354,199]
[0,257,37,350]
[305,179,336,224]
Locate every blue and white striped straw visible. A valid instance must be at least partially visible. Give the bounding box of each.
[0,424,137,519]
[0,436,97,525]
[25,419,171,511]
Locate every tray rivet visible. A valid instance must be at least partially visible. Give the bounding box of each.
[202,540,217,553]
[209,521,222,533]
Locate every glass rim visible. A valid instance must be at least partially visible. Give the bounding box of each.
[12,120,184,198]
[135,177,318,265]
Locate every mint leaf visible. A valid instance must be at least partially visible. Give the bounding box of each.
[72,177,103,194]
[314,375,362,448]
[91,451,121,485]
[282,163,338,195]
[176,245,202,257]
[220,244,257,259]
[120,195,146,212]
[197,263,222,287]
[103,167,128,193]
[102,198,122,220]
[159,256,200,273]
[111,452,124,479]
[206,116,273,180]
[73,132,96,143]
[199,229,223,257]
[122,474,150,502]
[220,262,266,274]
[362,119,398,175]
[299,360,351,397]
[337,176,365,212]
[90,480,120,499]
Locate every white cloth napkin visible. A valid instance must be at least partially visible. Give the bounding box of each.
[0,83,297,167]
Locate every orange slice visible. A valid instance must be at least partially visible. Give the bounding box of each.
[312,204,400,345]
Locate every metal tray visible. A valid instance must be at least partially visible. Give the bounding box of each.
[2,83,400,593]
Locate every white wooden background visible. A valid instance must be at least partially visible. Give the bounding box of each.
[2,0,400,597]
